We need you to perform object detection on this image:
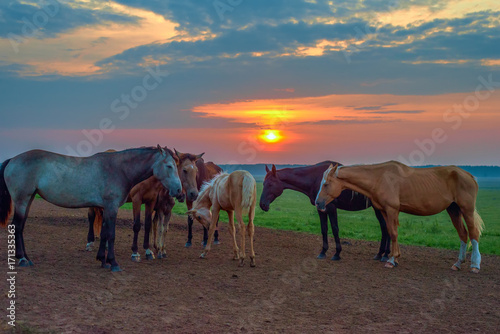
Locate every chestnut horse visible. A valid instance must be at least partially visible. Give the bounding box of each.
[315,162,484,272]
[188,171,257,267]
[260,163,390,261]
[0,146,181,272]
[185,158,223,248]
[87,150,202,261]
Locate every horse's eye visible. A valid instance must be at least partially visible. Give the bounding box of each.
[197,215,201,220]
[323,183,328,188]
[167,165,173,169]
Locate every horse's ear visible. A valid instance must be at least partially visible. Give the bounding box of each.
[330,164,339,176]
[271,164,277,175]
[187,209,196,218]
[157,144,166,156]
[196,152,205,160]
[174,148,183,158]
[265,165,270,173]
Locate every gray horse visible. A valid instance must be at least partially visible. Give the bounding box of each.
[0,145,182,272]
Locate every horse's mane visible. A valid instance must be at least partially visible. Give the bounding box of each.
[197,171,228,200]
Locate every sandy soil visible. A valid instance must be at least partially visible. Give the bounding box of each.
[1,199,499,333]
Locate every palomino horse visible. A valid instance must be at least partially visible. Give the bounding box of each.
[0,146,182,271]
[88,150,203,261]
[188,171,257,267]
[185,158,223,247]
[315,162,485,272]
[260,163,390,261]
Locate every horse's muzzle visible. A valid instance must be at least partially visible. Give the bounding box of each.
[259,202,269,212]
[315,201,326,212]
[187,190,198,202]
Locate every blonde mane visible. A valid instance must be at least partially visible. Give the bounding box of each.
[196,172,228,203]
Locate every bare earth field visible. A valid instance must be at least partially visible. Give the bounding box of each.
[1,199,499,333]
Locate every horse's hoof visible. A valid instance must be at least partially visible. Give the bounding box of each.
[213,240,220,245]
[145,253,155,260]
[111,265,123,272]
[451,264,460,271]
[86,242,94,251]
[201,241,207,248]
[200,253,207,259]
[28,260,34,266]
[331,255,341,261]
[18,258,30,267]
[239,259,245,267]
[470,267,480,274]
[250,259,256,267]
[131,253,141,262]
[157,253,163,259]
[373,254,382,261]
[384,262,395,269]
[317,253,326,260]
[380,256,389,262]
[185,241,192,248]
[101,264,111,269]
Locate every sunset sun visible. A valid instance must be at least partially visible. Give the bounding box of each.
[260,130,283,143]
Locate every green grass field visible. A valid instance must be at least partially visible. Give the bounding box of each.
[122,177,500,256]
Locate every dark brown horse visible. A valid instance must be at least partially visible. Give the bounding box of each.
[260,162,390,261]
[185,158,223,247]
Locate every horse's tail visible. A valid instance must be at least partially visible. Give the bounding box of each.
[93,208,103,236]
[473,208,485,239]
[241,173,256,209]
[0,159,12,228]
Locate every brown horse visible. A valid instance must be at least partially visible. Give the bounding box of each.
[315,161,485,272]
[185,158,223,247]
[188,171,257,267]
[87,150,203,261]
[150,185,176,259]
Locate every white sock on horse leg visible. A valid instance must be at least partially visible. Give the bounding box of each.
[454,240,467,269]
[471,239,481,269]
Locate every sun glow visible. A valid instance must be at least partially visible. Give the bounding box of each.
[260,130,283,143]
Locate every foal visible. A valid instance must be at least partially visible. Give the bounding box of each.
[188,171,257,267]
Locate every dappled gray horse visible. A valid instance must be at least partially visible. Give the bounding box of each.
[0,145,182,272]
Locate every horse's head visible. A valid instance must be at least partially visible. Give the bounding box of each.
[175,149,204,202]
[152,145,182,198]
[187,208,212,230]
[260,164,283,212]
[315,163,342,212]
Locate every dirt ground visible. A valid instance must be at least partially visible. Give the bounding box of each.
[0,200,499,334]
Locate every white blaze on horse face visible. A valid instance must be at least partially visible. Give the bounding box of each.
[316,165,333,204]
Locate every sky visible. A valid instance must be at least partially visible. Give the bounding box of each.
[0,0,499,165]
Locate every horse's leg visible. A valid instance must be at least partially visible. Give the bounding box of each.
[383,209,401,269]
[159,209,171,259]
[214,217,220,245]
[373,208,390,262]
[86,208,96,251]
[103,208,121,272]
[96,216,109,269]
[130,199,142,262]
[227,211,239,260]
[151,211,159,255]
[143,202,155,260]
[327,206,341,261]
[317,210,328,259]
[236,207,246,267]
[447,204,468,271]
[185,200,193,247]
[200,208,220,259]
[14,194,35,267]
[247,205,256,267]
[462,209,482,273]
